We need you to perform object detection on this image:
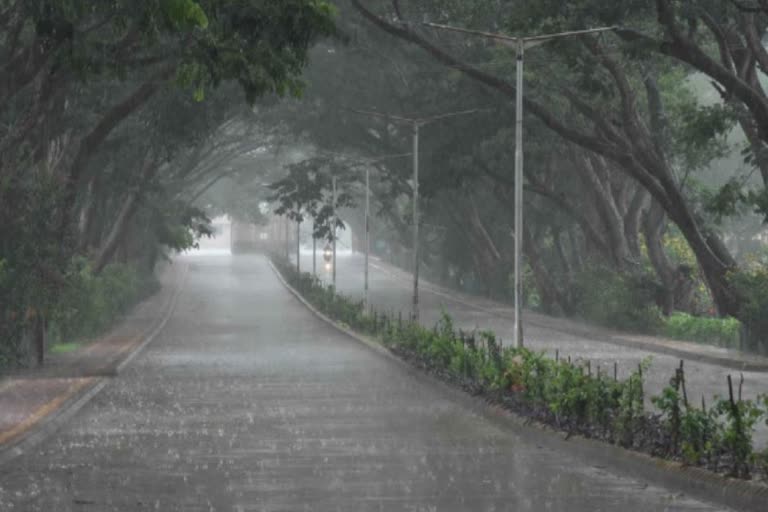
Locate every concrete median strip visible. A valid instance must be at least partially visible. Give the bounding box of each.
[0,263,188,466]
[270,259,768,512]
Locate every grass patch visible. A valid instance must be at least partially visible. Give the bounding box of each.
[49,342,82,354]
[662,313,741,349]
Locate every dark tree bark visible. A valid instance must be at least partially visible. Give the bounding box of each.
[93,153,159,274]
[523,224,572,315]
[578,154,634,268]
[59,65,174,239]
[642,200,676,315]
[624,186,649,260]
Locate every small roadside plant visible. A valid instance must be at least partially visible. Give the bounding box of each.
[614,362,648,448]
[712,375,762,479]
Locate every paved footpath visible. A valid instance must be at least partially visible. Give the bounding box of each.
[0,253,737,511]
[0,261,185,457]
[302,251,768,448]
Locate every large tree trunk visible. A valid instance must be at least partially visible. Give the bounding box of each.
[642,200,676,315]
[77,177,98,252]
[661,184,739,316]
[58,66,173,241]
[579,154,634,268]
[523,225,571,315]
[441,192,505,297]
[464,195,504,297]
[92,154,158,273]
[624,186,648,260]
[92,194,140,273]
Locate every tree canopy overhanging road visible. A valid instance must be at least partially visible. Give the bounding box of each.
[2,1,768,510]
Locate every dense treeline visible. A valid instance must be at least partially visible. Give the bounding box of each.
[4,0,768,366]
[0,0,336,367]
[264,0,768,352]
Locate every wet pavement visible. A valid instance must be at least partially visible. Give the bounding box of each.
[0,252,736,510]
[0,261,184,452]
[302,250,768,449]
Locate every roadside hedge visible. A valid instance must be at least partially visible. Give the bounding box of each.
[49,260,159,345]
[0,260,159,370]
[662,313,741,349]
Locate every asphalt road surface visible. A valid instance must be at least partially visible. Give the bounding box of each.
[0,252,733,511]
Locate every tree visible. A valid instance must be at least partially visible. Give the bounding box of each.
[269,156,358,243]
[0,0,338,367]
[348,0,748,317]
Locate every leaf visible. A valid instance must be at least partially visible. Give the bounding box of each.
[193,85,205,102]
[161,0,209,29]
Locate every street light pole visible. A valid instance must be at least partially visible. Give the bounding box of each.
[423,23,616,349]
[364,167,370,310]
[284,216,289,260]
[326,152,411,311]
[332,175,337,288]
[296,217,301,274]
[349,108,485,322]
[513,40,524,349]
[412,121,420,322]
[313,222,317,277]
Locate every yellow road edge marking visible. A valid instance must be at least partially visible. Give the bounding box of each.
[0,378,96,446]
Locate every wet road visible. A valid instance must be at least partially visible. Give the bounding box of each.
[305,251,768,448]
[0,253,732,511]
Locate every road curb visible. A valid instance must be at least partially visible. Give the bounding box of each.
[115,264,188,375]
[369,258,768,372]
[271,260,768,512]
[0,263,188,467]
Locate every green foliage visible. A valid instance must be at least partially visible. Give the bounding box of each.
[729,268,768,354]
[0,0,338,367]
[0,176,66,367]
[161,0,209,29]
[49,260,159,345]
[703,179,751,223]
[572,268,664,332]
[613,361,648,447]
[152,204,213,252]
[272,256,374,333]
[701,178,768,225]
[672,102,734,168]
[712,389,763,478]
[679,406,720,467]
[49,342,82,354]
[662,313,741,349]
[269,157,357,243]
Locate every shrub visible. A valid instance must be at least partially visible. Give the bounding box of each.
[48,260,159,345]
[662,313,741,349]
[572,268,664,332]
[729,268,768,354]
